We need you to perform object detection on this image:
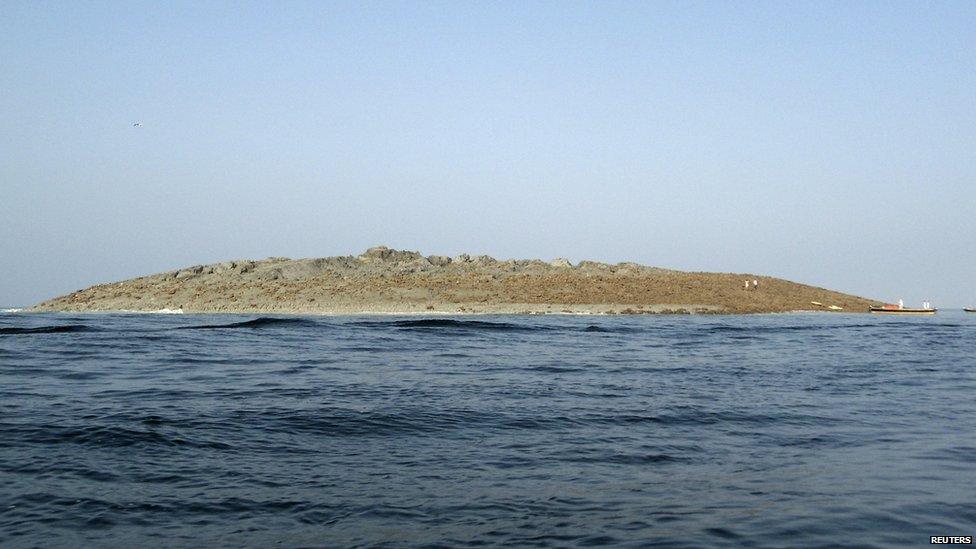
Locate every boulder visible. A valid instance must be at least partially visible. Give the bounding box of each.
[360,246,423,263]
[550,258,573,268]
[361,246,392,260]
[499,259,519,272]
[212,261,236,274]
[614,262,642,274]
[471,255,497,266]
[577,260,610,272]
[258,269,282,281]
[175,266,204,280]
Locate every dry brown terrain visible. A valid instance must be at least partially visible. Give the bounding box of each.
[31,246,881,314]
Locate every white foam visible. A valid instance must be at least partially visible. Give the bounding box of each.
[151,308,184,314]
[1,308,23,313]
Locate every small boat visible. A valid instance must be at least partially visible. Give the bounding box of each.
[870,303,937,315]
[965,308,976,313]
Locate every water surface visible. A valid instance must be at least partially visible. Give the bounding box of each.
[1,312,974,547]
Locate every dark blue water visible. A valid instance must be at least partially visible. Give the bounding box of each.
[2,312,974,547]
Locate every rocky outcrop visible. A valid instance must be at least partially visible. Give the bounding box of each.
[359,246,423,263]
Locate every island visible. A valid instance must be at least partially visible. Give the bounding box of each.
[30,247,880,314]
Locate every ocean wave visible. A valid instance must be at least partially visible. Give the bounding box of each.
[178,317,319,330]
[707,324,829,333]
[0,324,93,335]
[223,406,497,437]
[354,318,548,332]
[707,322,963,334]
[563,452,689,465]
[4,423,233,450]
[359,319,657,334]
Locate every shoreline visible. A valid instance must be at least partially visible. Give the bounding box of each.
[20,304,725,316]
[13,307,877,317]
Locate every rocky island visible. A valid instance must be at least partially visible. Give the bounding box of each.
[30,247,880,314]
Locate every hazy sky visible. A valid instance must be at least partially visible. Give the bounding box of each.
[2,1,974,307]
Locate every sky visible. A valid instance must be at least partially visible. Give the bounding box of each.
[1,1,974,307]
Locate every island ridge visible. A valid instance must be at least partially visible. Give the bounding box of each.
[30,247,881,314]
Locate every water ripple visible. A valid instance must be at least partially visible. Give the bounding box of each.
[1,311,974,546]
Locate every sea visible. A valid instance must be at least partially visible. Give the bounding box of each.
[1,311,974,547]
